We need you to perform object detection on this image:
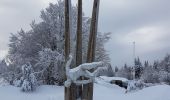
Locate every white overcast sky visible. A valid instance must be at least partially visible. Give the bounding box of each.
[0,0,170,67]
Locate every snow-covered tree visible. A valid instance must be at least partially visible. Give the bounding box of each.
[159,71,170,84]
[0,59,7,75]
[35,48,65,85]
[20,62,37,92]
[95,32,111,62]
[116,64,132,80]
[157,54,170,84]
[115,66,119,72]
[141,56,170,84]
[134,57,143,79]
[160,54,170,72]
[153,61,159,71]
[7,0,111,85]
[141,65,159,83]
[144,61,149,68]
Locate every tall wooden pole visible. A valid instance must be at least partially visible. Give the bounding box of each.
[76,0,83,99]
[76,0,82,66]
[65,0,77,100]
[64,0,70,59]
[65,0,100,99]
[64,0,71,100]
[83,0,100,100]
[87,0,100,63]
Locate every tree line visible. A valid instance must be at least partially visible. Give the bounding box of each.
[115,55,170,84]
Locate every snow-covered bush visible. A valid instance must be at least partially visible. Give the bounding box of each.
[13,78,23,87]
[159,71,170,84]
[127,80,146,92]
[35,48,65,85]
[0,77,9,86]
[141,67,160,83]
[20,63,37,92]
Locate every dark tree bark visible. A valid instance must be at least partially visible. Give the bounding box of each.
[83,0,100,100]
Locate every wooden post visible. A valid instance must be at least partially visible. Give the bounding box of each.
[64,0,71,100]
[64,0,70,59]
[87,0,100,63]
[83,0,100,100]
[76,0,83,99]
[64,0,77,100]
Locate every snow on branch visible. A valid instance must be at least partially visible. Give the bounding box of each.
[65,55,106,87]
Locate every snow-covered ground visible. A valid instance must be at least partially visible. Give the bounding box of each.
[94,83,170,100]
[0,78,170,100]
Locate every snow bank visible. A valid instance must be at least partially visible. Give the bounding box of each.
[0,85,64,100]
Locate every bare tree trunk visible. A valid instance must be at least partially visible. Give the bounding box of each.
[83,0,100,100]
[76,0,83,99]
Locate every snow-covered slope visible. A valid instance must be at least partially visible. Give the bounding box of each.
[94,82,170,100]
[0,81,170,100]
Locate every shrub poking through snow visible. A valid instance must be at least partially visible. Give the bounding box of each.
[20,62,37,92]
[127,80,146,92]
